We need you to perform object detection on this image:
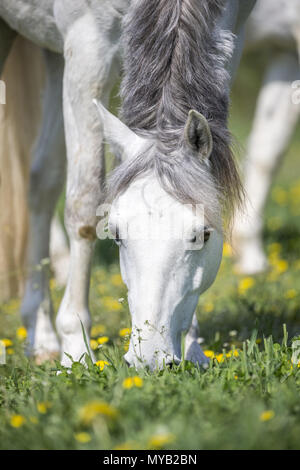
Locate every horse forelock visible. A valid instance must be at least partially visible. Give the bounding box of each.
[107,0,244,228]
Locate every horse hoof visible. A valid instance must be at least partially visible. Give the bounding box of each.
[185,340,210,368]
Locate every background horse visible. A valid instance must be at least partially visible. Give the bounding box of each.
[233,0,300,274]
[0,36,69,301]
[0,0,255,368]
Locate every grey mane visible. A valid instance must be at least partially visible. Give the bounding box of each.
[107,0,244,228]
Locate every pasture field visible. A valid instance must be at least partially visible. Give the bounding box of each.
[0,54,300,450]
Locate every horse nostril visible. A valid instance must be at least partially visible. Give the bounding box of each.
[165,357,181,369]
[166,361,175,369]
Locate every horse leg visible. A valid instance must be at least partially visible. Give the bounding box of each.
[54,6,121,366]
[50,214,70,287]
[233,52,300,274]
[21,49,66,362]
[184,312,209,367]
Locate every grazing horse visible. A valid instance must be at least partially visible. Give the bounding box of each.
[233,0,300,274]
[0,0,256,369]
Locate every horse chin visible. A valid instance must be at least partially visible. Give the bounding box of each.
[124,349,181,371]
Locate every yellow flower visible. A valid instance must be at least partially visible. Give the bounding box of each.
[95,360,110,371]
[111,274,123,287]
[10,415,26,428]
[90,339,98,350]
[234,375,238,380]
[291,358,300,368]
[16,326,27,341]
[119,328,131,338]
[91,324,106,337]
[268,257,288,279]
[123,376,144,389]
[204,350,215,359]
[6,348,14,355]
[79,400,118,424]
[74,432,91,443]
[284,289,297,299]
[1,338,13,347]
[102,296,122,312]
[238,277,255,294]
[260,410,275,422]
[133,376,143,387]
[97,336,109,345]
[215,353,224,363]
[275,260,288,274]
[123,340,130,353]
[203,302,214,313]
[226,350,239,358]
[223,242,233,258]
[37,401,51,414]
[148,433,175,449]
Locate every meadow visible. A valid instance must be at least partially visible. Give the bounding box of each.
[0,52,299,450]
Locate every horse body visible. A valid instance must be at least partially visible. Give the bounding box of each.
[0,0,256,368]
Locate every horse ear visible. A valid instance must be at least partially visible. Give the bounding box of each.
[93,100,147,162]
[184,110,213,160]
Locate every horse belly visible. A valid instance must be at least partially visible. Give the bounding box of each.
[0,0,63,53]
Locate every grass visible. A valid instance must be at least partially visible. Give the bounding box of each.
[0,321,299,450]
[0,54,300,450]
[1,197,300,450]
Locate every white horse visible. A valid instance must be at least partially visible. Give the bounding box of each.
[233,0,300,274]
[0,0,256,369]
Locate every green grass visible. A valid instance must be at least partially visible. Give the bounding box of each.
[1,200,300,449]
[0,322,299,450]
[0,55,300,450]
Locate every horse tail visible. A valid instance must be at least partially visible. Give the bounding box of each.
[0,36,45,301]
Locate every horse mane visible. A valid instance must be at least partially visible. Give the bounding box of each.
[107,0,244,229]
